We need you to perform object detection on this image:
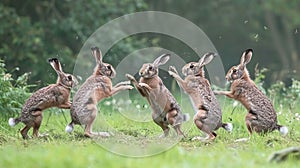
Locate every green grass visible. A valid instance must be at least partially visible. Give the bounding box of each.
[0,96,300,168]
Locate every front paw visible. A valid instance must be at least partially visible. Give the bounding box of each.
[125,74,135,82]
[126,85,134,90]
[213,90,220,95]
[169,66,178,74]
[119,81,131,85]
[138,82,149,88]
[168,70,176,77]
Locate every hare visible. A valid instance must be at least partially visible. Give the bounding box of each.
[214,49,288,136]
[65,47,133,138]
[126,54,189,138]
[8,58,78,139]
[168,53,232,142]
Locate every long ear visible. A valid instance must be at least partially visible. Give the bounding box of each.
[240,49,253,67]
[198,52,216,67]
[153,54,170,67]
[48,58,63,73]
[91,46,103,64]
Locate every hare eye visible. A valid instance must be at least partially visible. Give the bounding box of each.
[67,75,72,81]
[232,69,237,73]
[190,64,194,68]
[149,66,153,70]
[107,65,111,70]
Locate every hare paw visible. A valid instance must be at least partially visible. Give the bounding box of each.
[169,66,178,74]
[168,70,176,77]
[126,85,134,90]
[138,83,149,88]
[125,74,135,81]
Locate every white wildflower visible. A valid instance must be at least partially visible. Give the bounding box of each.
[143,104,148,109]
[3,73,11,80]
[112,99,116,105]
[104,101,111,106]
[233,101,239,107]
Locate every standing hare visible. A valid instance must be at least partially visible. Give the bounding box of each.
[65,47,133,138]
[8,58,78,139]
[126,54,189,138]
[214,49,288,136]
[168,53,232,142]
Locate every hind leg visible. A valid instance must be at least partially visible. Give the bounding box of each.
[20,125,32,139]
[83,107,110,138]
[193,110,216,141]
[157,122,170,138]
[235,113,256,142]
[83,107,97,138]
[32,114,43,138]
[245,113,258,135]
[152,113,170,137]
[166,109,184,136]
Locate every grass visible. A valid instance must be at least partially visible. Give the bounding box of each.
[0,95,299,168]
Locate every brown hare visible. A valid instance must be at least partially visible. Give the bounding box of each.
[126,54,189,138]
[65,47,133,138]
[168,53,232,142]
[214,49,288,137]
[9,58,78,139]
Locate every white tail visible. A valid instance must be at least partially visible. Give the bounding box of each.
[8,118,16,127]
[65,124,74,133]
[223,123,233,132]
[279,126,288,136]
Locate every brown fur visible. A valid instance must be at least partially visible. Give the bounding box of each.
[126,54,187,137]
[67,47,132,138]
[168,53,231,142]
[9,58,78,139]
[214,49,286,135]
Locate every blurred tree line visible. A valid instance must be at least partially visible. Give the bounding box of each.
[0,0,299,89]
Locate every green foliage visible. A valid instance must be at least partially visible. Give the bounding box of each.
[253,64,268,94]
[0,59,33,119]
[268,79,300,112]
[0,0,148,86]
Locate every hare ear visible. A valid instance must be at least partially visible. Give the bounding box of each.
[153,54,170,67]
[240,49,253,67]
[198,52,216,67]
[48,58,63,73]
[91,46,103,64]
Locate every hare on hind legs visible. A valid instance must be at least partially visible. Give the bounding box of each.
[8,58,78,139]
[66,47,133,138]
[168,53,232,142]
[214,49,288,139]
[126,54,189,138]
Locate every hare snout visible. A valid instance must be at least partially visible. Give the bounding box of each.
[226,73,234,83]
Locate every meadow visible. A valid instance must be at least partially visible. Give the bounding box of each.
[1,59,300,167]
[0,92,299,168]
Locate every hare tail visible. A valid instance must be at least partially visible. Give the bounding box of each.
[276,124,288,136]
[8,117,21,127]
[222,123,233,132]
[65,121,75,133]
